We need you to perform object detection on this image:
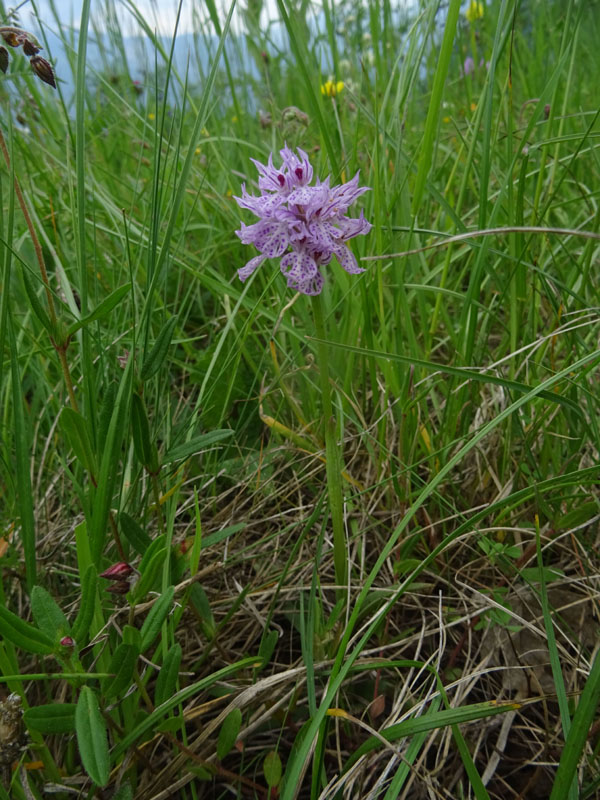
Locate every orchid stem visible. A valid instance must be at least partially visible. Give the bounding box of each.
[311,294,347,591]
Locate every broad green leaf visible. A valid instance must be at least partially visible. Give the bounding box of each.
[0,605,54,654]
[24,703,76,734]
[102,643,139,699]
[122,625,142,650]
[189,584,215,638]
[119,512,152,555]
[141,316,178,381]
[140,587,174,652]
[30,586,69,639]
[67,283,131,335]
[556,502,599,530]
[131,547,167,601]
[155,643,182,706]
[75,687,109,786]
[217,708,242,760]
[163,430,233,465]
[71,565,98,643]
[131,393,159,473]
[60,408,97,476]
[263,751,282,788]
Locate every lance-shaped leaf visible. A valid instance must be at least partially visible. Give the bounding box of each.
[140,586,174,652]
[141,316,178,381]
[76,687,109,786]
[60,408,97,476]
[0,605,54,654]
[24,703,76,734]
[31,586,69,639]
[131,393,159,473]
[67,283,131,335]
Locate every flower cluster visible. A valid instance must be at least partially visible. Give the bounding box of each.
[234,146,371,295]
[0,26,55,88]
[465,1,484,23]
[321,80,344,97]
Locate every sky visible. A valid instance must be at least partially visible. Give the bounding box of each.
[21,0,206,35]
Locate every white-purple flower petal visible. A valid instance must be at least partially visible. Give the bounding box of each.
[234,146,371,294]
[238,253,266,282]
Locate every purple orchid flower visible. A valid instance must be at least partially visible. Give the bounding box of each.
[234,146,371,295]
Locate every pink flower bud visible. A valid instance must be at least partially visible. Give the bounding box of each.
[100,562,134,579]
[60,636,75,647]
[105,580,131,595]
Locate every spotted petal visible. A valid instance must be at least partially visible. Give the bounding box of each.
[333,244,364,275]
[238,253,266,282]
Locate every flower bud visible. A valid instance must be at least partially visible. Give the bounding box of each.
[22,39,40,56]
[105,580,131,595]
[30,55,56,88]
[100,562,134,579]
[60,636,75,647]
[0,30,21,47]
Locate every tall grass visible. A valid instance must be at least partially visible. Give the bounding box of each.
[0,0,599,797]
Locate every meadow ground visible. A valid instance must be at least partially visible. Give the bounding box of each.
[0,0,599,798]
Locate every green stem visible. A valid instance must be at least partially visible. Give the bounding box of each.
[310,294,347,590]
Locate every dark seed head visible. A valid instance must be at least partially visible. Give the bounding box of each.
[30,55,56,88]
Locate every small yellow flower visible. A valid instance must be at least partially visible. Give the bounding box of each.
[148,112,155,121]
[232,115,238,123]
[443,116,451,123]
[320,80,344,98]
[470,102,477,112]
[465,1,484,23]
[195,147,201,155]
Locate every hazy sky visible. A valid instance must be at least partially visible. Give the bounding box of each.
[21,0,202,35]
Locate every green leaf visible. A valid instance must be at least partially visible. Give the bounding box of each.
[102,643,139,699]
[71,565,98,643]
[131,547,167,601]
[67,283,131,335]
[24,703,76,734]
[75,687,110,787]
[556,502,599,530]
[140,587,174,652]
[155,717,182,733]
[189,584,215,638]
[122,625,142,650]
[131,393,159,473]
[21,269,53,335]
[90,357,133,563]
[163,430,233,465]
[30,586,69,639]
[111,783,133,800]
[217,708,242,760]
[0,605,54,654]
[257,630,278,670]
[550,650,600,799]
[119,512,152,555]
[60,408,97,476]
[263,751,282,788]
[112,657,259,759]
[141,316,178,381]
[155,643,182,706]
